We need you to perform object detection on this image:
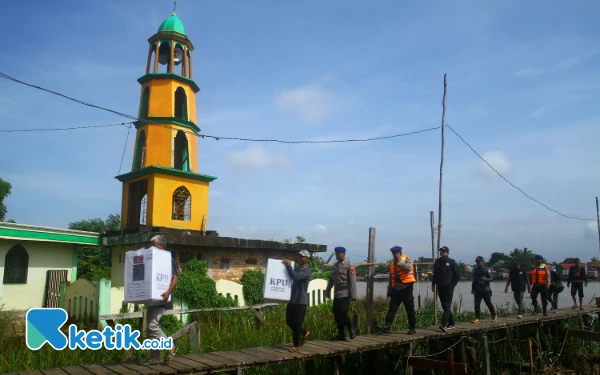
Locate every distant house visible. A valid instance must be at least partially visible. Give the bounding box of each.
[0,222,98,312]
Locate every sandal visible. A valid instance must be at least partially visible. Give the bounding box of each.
[289,346,299,353]
[139,359,160,366]
[164,347,178,363]
[299,332,310,346]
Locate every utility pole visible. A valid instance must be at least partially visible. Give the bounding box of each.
[596,197,600,255]
[430,211,437,325]
[436,74,447,252]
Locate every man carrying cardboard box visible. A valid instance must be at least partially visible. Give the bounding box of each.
[139,235,180,365]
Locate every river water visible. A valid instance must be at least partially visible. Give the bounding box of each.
[356,281,600,311]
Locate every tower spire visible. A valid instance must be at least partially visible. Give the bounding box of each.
[173,0,177,15]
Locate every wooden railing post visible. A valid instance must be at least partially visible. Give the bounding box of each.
[366,227,376,334]
[190,321,201,354]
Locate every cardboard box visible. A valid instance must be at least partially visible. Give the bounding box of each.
[124,246,173,306]
[263,258,295,302]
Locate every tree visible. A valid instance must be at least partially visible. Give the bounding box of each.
[509,247,535,269]
[0,178,12,221]
[592,257,599,262]
[488,252,509,267]
[68,214,121,281]
[295,236,306,244]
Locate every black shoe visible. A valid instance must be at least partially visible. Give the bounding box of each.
[349,327,357,340]
[331,335,346,341]
[543,310,547,316]
[447,325,455,329]
[377,324,391,334]
[407,327,416,335]
[439,325,448,332]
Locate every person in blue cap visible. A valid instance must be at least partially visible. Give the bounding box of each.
[376,246,417,335]
[472,256,497,324]
[325,246,357,341]
[432,246,461,331]
[529,254,550,316]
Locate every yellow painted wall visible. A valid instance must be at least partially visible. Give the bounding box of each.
[0,240,73,311]
[145,81,197,123]
[131,125,199,173]
[151,173,209,230]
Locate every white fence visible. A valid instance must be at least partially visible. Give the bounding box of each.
[216,279,246,306]
[215,278,332,307]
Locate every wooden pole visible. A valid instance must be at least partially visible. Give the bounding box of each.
[483,335,491,375]
[405,343,413,375]
[366,227,376,334]
[436,74,447,252]
[596,197,600,255]
[447,349,455,375]
[431,211,438,325]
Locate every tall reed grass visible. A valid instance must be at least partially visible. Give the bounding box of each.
[0,298,596,374]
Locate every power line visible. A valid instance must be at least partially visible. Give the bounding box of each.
[0,122,133,133]
[0,71,439,143]
[447,125,595,221]
[118,125,132,175]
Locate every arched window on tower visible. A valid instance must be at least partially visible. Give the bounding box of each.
[174,130,190,172]
[174,87,188,121]
[140,87,150,119]
[3,245,29,284]
[140,194,147,226]
[172,186,191,221]
[133,130,147,171]
[158,42,171,73]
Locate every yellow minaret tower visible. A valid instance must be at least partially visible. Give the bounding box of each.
[116,11,216,231]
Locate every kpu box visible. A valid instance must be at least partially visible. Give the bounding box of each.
[263,258,295,302]
[124,246,173,306]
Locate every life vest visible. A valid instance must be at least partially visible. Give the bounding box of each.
[571,266,585,283]
[530,263,548,285]
[390,255,416,287]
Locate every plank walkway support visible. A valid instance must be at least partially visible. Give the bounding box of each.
[483,335,491,375]
[5,307,599,375]
[405,343,413,375]
[365,227,376,334]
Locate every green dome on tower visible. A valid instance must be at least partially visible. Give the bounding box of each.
[157,11,186,36]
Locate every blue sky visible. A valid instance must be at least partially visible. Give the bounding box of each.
[1,0,600,265]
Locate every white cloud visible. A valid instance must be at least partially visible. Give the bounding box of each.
[347,219,356,227]
[275,85,333,124]
[475,151,512,182]
[209,190,224,197]
[226,144,291,172]
[515,57,581,77]
[314,224,329,234]
[584,221,598,240]
[530,106,548,117]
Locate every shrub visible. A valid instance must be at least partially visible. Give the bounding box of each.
[241,269,265,305]
[173,259,237,309]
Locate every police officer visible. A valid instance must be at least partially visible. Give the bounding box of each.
[325,246,357,341]
[377,246,417,335]
[472,256,497,323]
[530,254,550,316]
[432,246,461,332]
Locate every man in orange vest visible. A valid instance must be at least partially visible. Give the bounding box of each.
[376,246,417,335]
[567,258,588,310]
[530,254,550,316]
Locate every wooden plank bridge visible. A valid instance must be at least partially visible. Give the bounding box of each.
[4,306,599,375]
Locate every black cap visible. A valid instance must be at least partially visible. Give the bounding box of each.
[475,256,485,263]
[438,246,450,253]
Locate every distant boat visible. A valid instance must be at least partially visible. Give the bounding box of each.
[374,273,388,281]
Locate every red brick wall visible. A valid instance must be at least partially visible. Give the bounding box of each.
[212,250,295,281]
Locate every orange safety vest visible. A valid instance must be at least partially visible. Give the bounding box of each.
[390,255,416,287]
[530,263,548,285]
[571,266,585,283]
